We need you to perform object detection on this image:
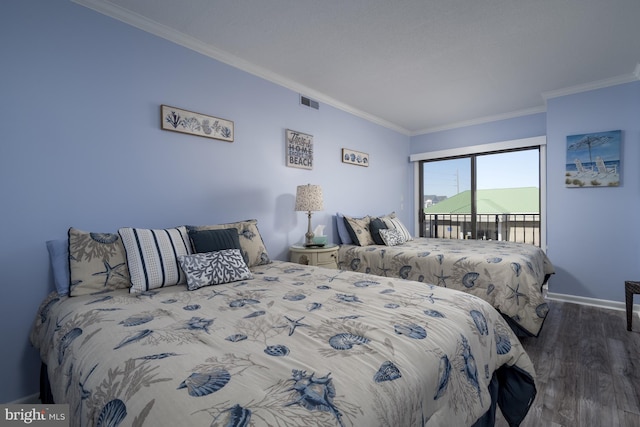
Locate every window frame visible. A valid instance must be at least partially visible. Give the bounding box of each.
[410,136,547,251]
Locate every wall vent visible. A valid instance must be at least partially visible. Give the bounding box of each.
[300,95,319,110]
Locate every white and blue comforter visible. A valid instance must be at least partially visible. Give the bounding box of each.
[31,261,535,427]
[338,238,555,336]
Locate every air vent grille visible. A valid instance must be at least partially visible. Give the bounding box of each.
[300,95,319,110]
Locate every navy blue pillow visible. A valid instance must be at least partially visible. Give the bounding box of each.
[369,218,388,245]
[189,228,241,253]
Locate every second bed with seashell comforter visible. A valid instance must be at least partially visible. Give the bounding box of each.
[31,260,536,427]
[338,238,555,337]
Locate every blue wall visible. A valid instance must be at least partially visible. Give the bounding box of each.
[4,0,638,404]
[0,0,411,402]
[546,82,640,301]
[410,82,640,305]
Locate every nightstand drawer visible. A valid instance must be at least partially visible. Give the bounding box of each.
[289,244,339,269]
[317,251,337,266]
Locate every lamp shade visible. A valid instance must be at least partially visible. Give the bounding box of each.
[295,184,324,212]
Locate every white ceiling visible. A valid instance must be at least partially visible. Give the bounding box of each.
[75,0,640,135]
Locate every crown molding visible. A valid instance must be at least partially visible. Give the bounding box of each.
[542,64,640,101]
[410,105,547,136]
[72,0,411,135]
[414,63,640,135]
[411,62,640,135]
[71,1,639,138]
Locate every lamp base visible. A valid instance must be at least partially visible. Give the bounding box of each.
[304,212,315,247]
[302,211,325,247]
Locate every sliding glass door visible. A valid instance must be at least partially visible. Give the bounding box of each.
[420,147,541,245]
[420,157,471,239]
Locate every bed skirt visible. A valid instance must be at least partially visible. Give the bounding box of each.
[38,362,534,426]
[39,363,54,405]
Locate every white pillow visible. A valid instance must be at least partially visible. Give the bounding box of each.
[119,226,191,293]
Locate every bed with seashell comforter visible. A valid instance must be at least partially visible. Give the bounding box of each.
[31,260,536,427]
[338,238,555,338]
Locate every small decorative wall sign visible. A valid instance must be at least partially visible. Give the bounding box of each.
[286,129,313,170]
[342,148,369,167]
[565,130,621,188]
[161,105,234,142]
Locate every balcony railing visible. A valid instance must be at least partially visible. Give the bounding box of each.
[422,213,541,246]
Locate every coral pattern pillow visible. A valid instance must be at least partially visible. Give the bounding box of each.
[178,249,253,291]
[379,229,407,246]
[68,228,130,296]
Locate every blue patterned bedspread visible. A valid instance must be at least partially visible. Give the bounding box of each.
[338,238,555,337]
[31,261,536,427]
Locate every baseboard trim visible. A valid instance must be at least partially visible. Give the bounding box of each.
[9,393,40,404]
[547,292,640,316]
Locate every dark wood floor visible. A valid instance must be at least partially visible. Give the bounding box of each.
[495,301,640,427]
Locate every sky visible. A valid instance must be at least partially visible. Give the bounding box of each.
[423,150,539,198]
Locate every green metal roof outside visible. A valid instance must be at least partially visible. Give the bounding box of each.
[424,187,539,214]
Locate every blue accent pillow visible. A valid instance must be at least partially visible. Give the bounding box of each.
[46,239,70,296]
[336,213,353,244]
[189,228,241,253]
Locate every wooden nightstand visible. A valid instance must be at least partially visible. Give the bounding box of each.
[289,244,339,269]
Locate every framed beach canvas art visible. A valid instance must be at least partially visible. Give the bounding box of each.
[565,130,621,188]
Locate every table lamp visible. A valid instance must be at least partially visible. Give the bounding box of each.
[295,184,324,247]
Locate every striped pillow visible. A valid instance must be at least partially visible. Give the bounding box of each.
[118,226,192,293]
[382,217,413,242]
